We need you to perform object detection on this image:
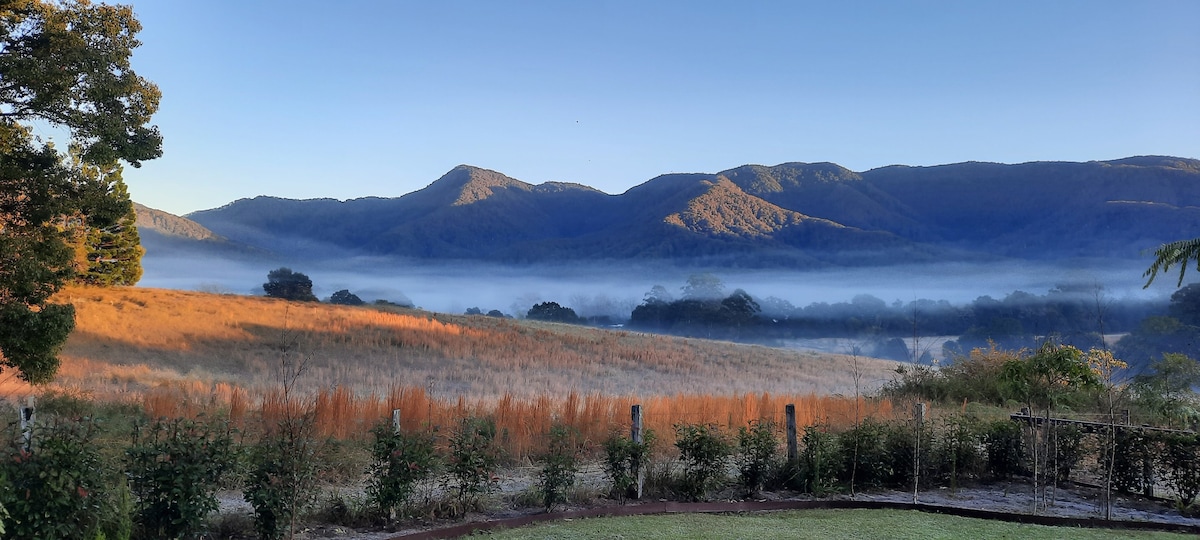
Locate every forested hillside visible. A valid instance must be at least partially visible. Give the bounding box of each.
[183,157,1200,266]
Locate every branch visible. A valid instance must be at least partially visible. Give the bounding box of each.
[1144,238,1200,288]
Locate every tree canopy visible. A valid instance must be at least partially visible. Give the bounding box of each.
[328,289,364,306]
[263,268,318,302]
[526,302,579,324]
[0,0,161,383]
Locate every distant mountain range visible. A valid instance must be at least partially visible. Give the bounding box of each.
[138,156,1200,268]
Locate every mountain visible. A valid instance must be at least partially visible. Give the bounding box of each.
[181,157,1200,267]
[134,203,264,257]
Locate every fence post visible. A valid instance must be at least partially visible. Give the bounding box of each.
[20,396,35,452]
[392,409,401,434]
[785,404,798,465]
[631,404,644,500]
[1121,409,1130,426]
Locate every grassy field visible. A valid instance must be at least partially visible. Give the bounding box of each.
[0,286,902,452]
[482,509,1193,540]
[7,286,900,402]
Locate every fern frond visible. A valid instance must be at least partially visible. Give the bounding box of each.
[1144,238,1200,287]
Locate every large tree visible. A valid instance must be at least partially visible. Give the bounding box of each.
[263,268,318,302]
[70,152,142,286]
[0,0,161,383]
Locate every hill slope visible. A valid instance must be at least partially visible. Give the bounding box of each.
[14,287,894,401]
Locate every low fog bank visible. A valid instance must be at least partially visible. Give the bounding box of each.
[139,252,1182,318]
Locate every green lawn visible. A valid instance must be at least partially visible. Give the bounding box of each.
[481,509,1192,540]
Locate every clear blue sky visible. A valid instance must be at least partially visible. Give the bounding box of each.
[109,1,1199,216]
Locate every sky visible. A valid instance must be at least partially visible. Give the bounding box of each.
[89,1,1200,216]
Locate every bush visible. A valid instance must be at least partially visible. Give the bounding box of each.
[537,424,580,511]
[446,417,501,510]
[674,423,732,501]
[1,418,130,540]
[934,415,981,489]
[1160,432,1200,507]
[981,420,1024,481]
[1112,429,1156,494]
[602,430,654,500]
[840,419,891,492]
[366,423,440,520]
[244,414,318,540]
[1050,423,1084,484]
[125,417,237,539]
[736,420,780,496]
[796,425,841,496]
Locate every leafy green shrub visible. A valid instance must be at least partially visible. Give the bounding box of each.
[674,423,732,501]
[367,423,440,520]
[601,429,654,500]
[880,419,937,490]
[736,419,780,496]
[934,415,980,489]
[981,420,1024,480]
[125,417,236,539]
[839,419,891,492]
[244,415,318,540]
[1,418,129,540]
[446,416,501,510]
[1049,423,1083,483]
[1112,429,1156,494]
[537,424,580,511]
[796,425,841,496]
[1159,432,1200,507]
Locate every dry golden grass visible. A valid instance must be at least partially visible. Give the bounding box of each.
[5,286,898,401]
[0,286,902,455]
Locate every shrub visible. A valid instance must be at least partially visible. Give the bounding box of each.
[1049,423,1084,484]
[446,416,501,510]
[981,420,1024,480]
[736,420,780,496]
[1159,432,1200,508]
[934,415,981,489]
[125,417,236,539]
[1112,429,1156,494]
[244,414,318,540]
[0,418,129,540]
[367,423,440,520]
[796,425,841,496]
[536,424,580,511]
[839,419,891,492]
[602,430,654,500]
[674,423,733,501]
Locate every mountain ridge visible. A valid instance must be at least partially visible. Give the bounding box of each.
[168,156,1200,267]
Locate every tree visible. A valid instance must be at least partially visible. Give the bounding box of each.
[73,173,142,286]
[1130,353,1200,427]
[0,0,161,383]
[526,301,579,323]
[328,289,364,306]
[1144,238,1200,287]
[681,273,725,300]
[1001,343,1099,511]
[263,268,318,302]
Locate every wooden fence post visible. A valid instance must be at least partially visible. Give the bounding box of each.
[631,404,644,500]
[785,404,798,465]
[392,409,401,434]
